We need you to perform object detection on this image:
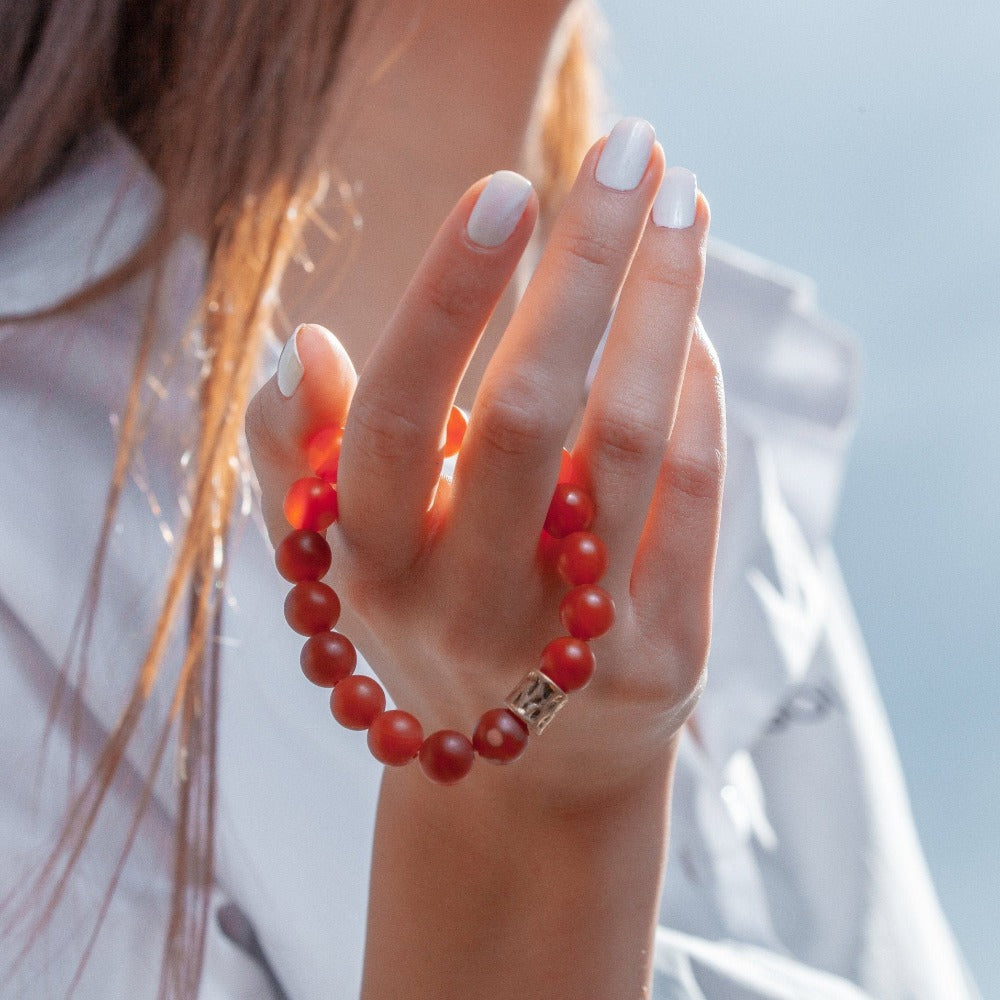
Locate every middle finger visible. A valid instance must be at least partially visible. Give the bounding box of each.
[450,118,663,572]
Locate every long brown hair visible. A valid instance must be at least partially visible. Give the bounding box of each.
[0,1,600,996]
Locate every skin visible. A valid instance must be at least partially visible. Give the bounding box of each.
[246,2,726,996]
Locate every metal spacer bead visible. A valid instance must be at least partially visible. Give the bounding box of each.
[505,669,568,735]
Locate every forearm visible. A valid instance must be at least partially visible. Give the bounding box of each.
[361,749,677,1000]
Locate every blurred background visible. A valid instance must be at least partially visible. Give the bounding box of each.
[597,0,999,993]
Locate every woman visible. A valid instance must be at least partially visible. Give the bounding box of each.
[0,0,977,997]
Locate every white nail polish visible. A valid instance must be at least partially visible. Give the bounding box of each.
[653,167,698,229]
[277,325,305,397]
[467,171,533,248]
[595,117,656,191]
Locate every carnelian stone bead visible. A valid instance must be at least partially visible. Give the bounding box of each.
[559,584,615,640]
[443,406,467,458]
[556,531,608,586]
[557,448,579,485]
[472,708,529,763]
[543,483,595,539]
[300,631,356,686]
[538,529,561,567]
[275,530,332,582]
[306,426,344,483]
[284,476,339,532]
[540,636,596,692]
[367,710,424,766]
[419,730,475,784]
[330,675,385,730]
[284,581,341,635]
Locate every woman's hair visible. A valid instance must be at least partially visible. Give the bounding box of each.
[0,1,600,996]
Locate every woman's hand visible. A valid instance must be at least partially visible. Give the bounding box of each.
[246,120,724,815]
[247,119,724,998]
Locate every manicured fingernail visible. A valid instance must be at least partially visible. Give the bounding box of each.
[653,167,698,229]
[277,325,305,397]
[595,117,656,191]
[467,171,533,248]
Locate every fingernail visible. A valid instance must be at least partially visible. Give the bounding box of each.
[466,171,533,248]
[595,117,656,191]
[653,167,698,229]
[277,325,305,397]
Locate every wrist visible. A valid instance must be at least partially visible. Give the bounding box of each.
[364,741,679,999]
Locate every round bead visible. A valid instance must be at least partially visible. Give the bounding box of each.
[306,426,343,482]
[537,528,562,567]
[543,483,595,539]
[419,730,475,784]
[284,581,341,635]
[443,405,467,458]
[557,448,580,485]
[556,531,608,586]
[330,675,385,730]
[284,476,339,532]
[472,708,529,763]
[275,530,332,582]
[300,631,356,686]
[539,636,595,692]
[559,585,615,640]
[367,710,424,766]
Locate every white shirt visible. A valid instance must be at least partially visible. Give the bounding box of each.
[0,127,980,999]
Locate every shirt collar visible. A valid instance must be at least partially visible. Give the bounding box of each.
[0,124,161,318]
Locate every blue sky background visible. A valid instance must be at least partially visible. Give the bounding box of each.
[598,0,999,993]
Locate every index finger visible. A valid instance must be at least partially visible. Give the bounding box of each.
[337,171,538,574]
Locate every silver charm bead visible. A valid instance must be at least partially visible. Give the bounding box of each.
[505,669,568,735]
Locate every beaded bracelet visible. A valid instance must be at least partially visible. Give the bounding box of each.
[275,409,615,785]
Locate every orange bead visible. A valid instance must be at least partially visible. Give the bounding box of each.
[443,405,467,458]
[306,426,343,483]
[284,476,338,532]
[331,675,385,730]
[275,530,332,582]
[557,448,580,485]
[284,581,341,635]
[556,531,608,586]
[540,636,595,692]
[368,710,424,766]
[543,483,595,539]
[473,708,529,763]
[559,585,615,640]
[300,632,356,686]
[419,730,475,784]
[538,528,562,568]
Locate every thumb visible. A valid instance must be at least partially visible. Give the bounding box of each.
[245,322,357,543]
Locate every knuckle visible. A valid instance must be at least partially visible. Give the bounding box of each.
[349,395,424,463]
[476,374,555,458]
[423,269,481,339]
[666,446,726,505]
[645,249,705,296]
[591,401,667,469]
[554,222,627,275]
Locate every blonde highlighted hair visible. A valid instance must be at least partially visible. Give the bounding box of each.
[0,1,600,995]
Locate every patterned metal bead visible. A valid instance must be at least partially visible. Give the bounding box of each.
[505,669,568,735]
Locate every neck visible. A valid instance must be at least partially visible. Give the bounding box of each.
[280,0,577,387]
